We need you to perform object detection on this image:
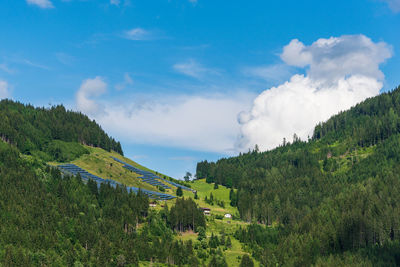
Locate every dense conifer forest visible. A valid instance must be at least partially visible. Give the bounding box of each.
[0,137,206,266]
[0,100,123,159]
[197,85,400,266]
[2,86,400,266]
[0,101,207,266]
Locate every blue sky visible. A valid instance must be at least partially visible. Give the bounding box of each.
[0,0,399,179]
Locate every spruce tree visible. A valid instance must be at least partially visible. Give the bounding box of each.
[240,254,254,267]
[176,186,183,197]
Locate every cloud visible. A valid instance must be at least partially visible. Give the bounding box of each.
[280,35,391,83]
[115,73,133,91]
[26,0,54,8]
[0,80,10,99]
[237,34,392,151]
[381,0,400,12]
[110,0,120,5]
[22,59,50,70]
[173,59,219,79]
[122,28,153,41]
[76,77,107,116]
[76,90,253,153]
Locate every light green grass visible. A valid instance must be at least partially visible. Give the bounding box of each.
[318,145,376,175]
[49,146,174,193]
[176,218,259,267]
[46,145,258,266]
[183,179,239,217]
[112,152,175,181]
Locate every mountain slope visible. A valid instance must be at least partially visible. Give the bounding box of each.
[0,100,256,266]
[196,85,400,266]
[0,99,123,158]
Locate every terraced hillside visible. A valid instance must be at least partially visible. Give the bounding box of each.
[46,144,258,265]
[48,145,239,214]
[48,146,188,198]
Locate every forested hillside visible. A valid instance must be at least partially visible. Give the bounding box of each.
[197,85,400,266]
[0,143,204,266]
[0,101,229,266]
[0,99,123,160]
[3,85,400,266]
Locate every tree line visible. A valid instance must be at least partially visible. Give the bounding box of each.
[0,141,210,266]
[195,85,400,266]
[0,99,123,160]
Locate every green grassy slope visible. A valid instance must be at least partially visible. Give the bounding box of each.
[48,146,236,207]
[48,146,173,193]
[184,179,238,217]
[47,144,256,265]
[176,219,259,267]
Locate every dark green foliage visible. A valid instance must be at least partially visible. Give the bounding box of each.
[240,254,254,267]
[235,224,279,249]
[229,188,238,207]
[0,143,202,266]
[184,171,192,182]
[313,85,400,147]
[214,183,219,189]
[158,185,166,192]
[194,85,400,266]
[209,233,220,248]
[208,255,228,267]
[176,186,183,196]
[0,100,123,159]
[197,226,206,241]
[225,236,232,249]
[44,140,89,162]
[167,197,206,232]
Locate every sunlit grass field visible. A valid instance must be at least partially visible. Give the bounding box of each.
[183,178,239,217]
[47,145,259,265]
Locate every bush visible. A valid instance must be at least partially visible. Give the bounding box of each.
[197,226,206,241]
[158,185,166,192]
[215,215,224,220]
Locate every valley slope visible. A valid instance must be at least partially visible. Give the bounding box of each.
[196,85,400,266]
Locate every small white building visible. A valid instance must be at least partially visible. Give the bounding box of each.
[224,213,232,219]
[149,203,157,207]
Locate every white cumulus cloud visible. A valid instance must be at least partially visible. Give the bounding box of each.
[76,77,107,116]
[237,34,392,151]
[74,83,253,153]
[0,80,10,99]
[98,94,252,153]
[26,0,54,9]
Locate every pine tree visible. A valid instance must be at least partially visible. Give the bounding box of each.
[240,254,254,267]
[226,236,232,248]
[176,187,183,197]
